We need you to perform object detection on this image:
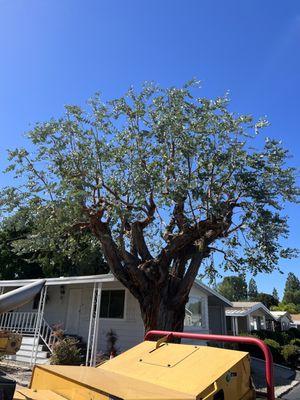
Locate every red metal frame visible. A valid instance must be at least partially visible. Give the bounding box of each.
[145,330,275,400]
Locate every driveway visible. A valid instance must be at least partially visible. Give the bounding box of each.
[282,383,300,399]
[251,358,300,398]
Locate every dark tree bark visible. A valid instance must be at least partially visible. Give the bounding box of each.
[87,198,234,334]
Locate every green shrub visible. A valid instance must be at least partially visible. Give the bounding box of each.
[281,345,299,368]
[50,337,83,365]
[290,338,300,347]
[288,328,300,340]
[264,339,282,363]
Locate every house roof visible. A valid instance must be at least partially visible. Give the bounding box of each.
[225,301,276,320]
[270,311,292,321]
[0,274,116,287]
[291,314,300,323]
[194,280,232,307]
[0,275,232,306]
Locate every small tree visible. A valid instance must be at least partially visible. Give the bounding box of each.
[218,275,248,301]
[272,288,279,303]
[1,82,298,332]
[248,278,258,301]
[283,273,300,304]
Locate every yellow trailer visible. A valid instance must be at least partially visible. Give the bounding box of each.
[14,331,275,400]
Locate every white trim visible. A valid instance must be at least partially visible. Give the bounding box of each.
[194,280,232,307]
[0,275,232,313]
[226,302,276,321]
[270,311,293,322]
[0,274,116,287]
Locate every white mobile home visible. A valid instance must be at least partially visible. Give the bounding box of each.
[225,302,277,335]
[0,274,231,365]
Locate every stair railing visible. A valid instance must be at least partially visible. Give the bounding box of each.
[0,311,58,353]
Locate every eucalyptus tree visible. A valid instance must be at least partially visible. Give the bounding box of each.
[1,81,298,332]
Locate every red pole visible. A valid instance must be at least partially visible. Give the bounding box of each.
[144,330,275,400]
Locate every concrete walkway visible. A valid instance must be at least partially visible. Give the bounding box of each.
[251,358,300,398]
[282,383,300,400]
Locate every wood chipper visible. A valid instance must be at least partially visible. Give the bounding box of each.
[13,330,276,400]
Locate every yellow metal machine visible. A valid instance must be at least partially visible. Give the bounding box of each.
[14,340,256,400]
[0,331,22,356]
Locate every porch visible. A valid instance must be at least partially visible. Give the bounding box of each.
[0,274,116,366]
[0,274,230,366]
[225,302,276,335]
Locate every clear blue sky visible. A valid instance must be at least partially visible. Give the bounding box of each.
[0,0,299,298]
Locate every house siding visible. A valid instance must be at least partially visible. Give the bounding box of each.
[1,280,227,353]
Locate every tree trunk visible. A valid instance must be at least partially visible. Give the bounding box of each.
[139,283,187,334]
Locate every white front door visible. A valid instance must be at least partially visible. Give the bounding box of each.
[66,288,83,335]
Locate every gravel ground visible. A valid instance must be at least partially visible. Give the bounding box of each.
[0,360,32,387]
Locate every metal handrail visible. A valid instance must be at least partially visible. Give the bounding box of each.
[0,311,57,353]
[144,330,275,400]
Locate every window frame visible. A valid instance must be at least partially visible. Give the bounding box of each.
[99,288,127,321]
[184,294,206,329]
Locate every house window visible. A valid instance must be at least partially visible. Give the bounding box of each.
[185,296,204,327]
[100,290,125,319]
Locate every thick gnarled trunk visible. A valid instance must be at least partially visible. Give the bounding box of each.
[139,283,188,334]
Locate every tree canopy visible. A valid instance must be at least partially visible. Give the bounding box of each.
[254,292,279,309]
[217,275,248,302]
[1,81,298,331]
[272,288,279,303]
[283,273,300,304]
[0,208,108,279]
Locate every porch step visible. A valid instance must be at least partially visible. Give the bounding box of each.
[21,336,40,345]
[21,343,44,352]
[15,349,49,358]
[6,335,51,365]
[8,354,50,364]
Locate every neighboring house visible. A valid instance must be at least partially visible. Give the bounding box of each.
[0,274,231,365]
[270,311,293,331]
[225,302,277,335]
[290,314,300,329]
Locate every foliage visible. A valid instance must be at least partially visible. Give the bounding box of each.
[290,338,300,347]
[272,288,279,303]
[1,81,298,330]
[264,339,281,363]
[50,337,83,365]
[283,290,300,305]
[283,273,300,305]
[105,329,119,357]
[287,328,300,340]
[281,344,299,367]
[0,208,108,278]
[218,275,247,301]
[271,303,300,314]
[251,329,291,345]
[243,330,300,367]
[248,278,258,301]
[0,209,43,279]
[254,292,279,309]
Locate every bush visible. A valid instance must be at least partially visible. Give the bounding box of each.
[264,339,282,363]
[281,345,299,368]
[288,328,300,340]
[50,337,83,365]
[105,329,119,357]
[290,338,300,347]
